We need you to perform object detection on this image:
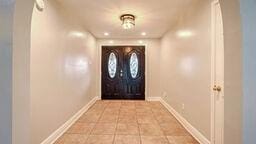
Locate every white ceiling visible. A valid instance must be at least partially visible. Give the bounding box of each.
[58,0,196,39]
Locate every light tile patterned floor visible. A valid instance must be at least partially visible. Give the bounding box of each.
[54,100,199,144]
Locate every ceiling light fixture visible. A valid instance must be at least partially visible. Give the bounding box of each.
[138,40,143,44]
[177,30,193,38]
[69,31,85,38]
[141,32,147,36]
[104,32,109,36]
[120,14,135,30]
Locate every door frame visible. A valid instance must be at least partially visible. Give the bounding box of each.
[99,43,148,100]
[211,0,224,143]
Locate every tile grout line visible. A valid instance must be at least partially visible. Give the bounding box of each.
[112,101,121,144]
[149,101,171,144]
[134,101,142,144]
[85,100,109,143]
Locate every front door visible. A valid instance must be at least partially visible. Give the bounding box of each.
[101,46,145,100]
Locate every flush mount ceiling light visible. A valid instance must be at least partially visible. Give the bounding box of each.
[138,40,143,44]
[141,32,147,36]
[120,14,135,30]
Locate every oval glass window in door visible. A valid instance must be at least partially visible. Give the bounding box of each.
[108,52,117,78]
[130,53,139,78]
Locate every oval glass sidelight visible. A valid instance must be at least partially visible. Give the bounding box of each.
[130,53,139,78]
[108,52,117,78]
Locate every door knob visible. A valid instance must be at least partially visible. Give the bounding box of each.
[120,69,123,77]
[213,85,222,92]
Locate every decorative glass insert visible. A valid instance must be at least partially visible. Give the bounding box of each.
[130,53,139,78]
[108,52,117,78]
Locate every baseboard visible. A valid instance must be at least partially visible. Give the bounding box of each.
[41,96,100,144]
[159,98,211,144]
[95,96,101,100]
[147,96,162,101]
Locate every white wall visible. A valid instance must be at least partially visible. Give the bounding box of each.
[30,1,98,143]
[160,0,211,140]
[96,39,162,98]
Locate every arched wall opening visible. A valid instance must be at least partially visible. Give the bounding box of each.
[13,0,34,144]
[0,0,254,143]
[219,1,243,144]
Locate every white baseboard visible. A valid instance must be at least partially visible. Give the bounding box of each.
[95,96,101,100]
[147,96,162,101]
[159,98,211,144]
[41,96,100,144]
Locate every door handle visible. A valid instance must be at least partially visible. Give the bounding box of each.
[120,69,123,77]
[213,85,222,92]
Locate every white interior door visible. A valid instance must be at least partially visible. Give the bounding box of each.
[211,0,224,144]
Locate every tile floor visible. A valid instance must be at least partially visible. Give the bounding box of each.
[55,100,199,144]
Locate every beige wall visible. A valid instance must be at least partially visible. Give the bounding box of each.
[220,0,243,143]
[30,1,98,143]
[160,0,211,139]
[96,39,162,98]
[13,0,34,143]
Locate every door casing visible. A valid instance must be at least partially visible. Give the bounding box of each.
[101,46,145,100]
[99,44,149,100]
[211,0,224,144]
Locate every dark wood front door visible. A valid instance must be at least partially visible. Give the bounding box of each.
[102,46,145,100]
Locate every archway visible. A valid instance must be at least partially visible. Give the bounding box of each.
[0,0,254,144]
[219,1,243,144]
[12,0,34,144]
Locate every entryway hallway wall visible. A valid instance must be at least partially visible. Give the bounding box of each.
[30,1,98,143]
[96,39,162,99]
[160,0,212,140]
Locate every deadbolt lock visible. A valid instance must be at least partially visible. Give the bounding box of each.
[213,85,222,92]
